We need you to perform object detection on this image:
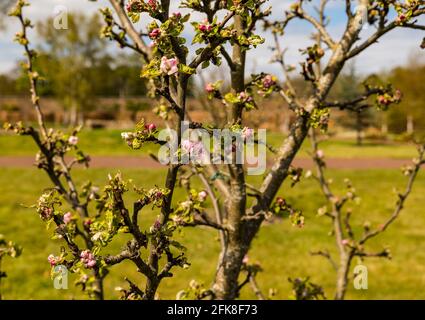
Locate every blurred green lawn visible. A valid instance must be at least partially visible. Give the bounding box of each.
[1,166,424,300]
[0,129,418,158]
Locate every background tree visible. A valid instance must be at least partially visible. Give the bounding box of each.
[309,130,425,299]
[36,13,107,125]
[0,0,14,28]
[388,59,425,137]
[331,63,378,145]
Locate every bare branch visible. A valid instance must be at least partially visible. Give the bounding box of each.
[108,0,151,60]
[360,146,425,245]
[310,250,338,271]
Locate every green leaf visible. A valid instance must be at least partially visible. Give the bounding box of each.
[178,64,196,75]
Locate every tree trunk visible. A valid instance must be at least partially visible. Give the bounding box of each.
[381,116,388,136]
[92,269,104,300]
[334,255,351,300]
[212,14,247,300]
[407,115,414,135]
[212,2,370,299]
[213,236,249,299]
[356,111,363,146]
[69,103,78,127]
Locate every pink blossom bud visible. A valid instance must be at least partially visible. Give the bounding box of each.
[181,139,193,153]
[205,83,215,93]
[238,91,253,103]
[47,254,57,266]
[198,23,212,33]
[198,190,208,202]
[191,141,206,161]
[276,197,285,206]
[316,149,324,159]
[242,127,254,140]
[377,95,389,105]
[263,74,276,89]
[86,259,97,268]
[341,239,350,246]
[145,123,157,132]
[173,12,182,19]
[149,28,161,39]
[80,250,96,268]
[63,212,72,224]
[153,219,161,230]
[394,89,402,102]
[396,13,407,24]
[41,207,53,220]
[147,0,157,10]
[242,255,249,264]
[80,250,90,259]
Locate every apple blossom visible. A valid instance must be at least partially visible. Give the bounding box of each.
[80,250,96,269]
[160,57,179,76]
[68,136,78,146]
[181,140,206,162]
[238,91,253,103]
[262,74,276,89]
[316,150,324,159]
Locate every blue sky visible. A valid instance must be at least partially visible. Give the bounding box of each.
[0,0,424,76]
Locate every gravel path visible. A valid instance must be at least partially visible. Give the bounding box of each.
[0,156,412,169]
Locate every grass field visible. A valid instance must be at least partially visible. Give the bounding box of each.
[1,166,424,300]
[0,128,418,158]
